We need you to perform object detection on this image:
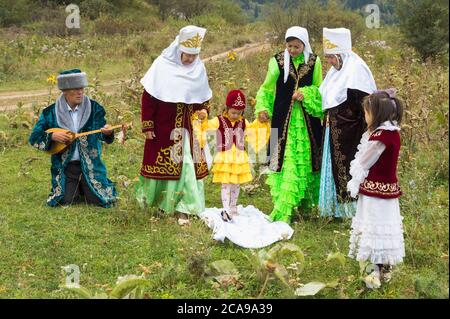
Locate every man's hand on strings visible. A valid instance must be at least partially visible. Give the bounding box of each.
[51,131,73,144]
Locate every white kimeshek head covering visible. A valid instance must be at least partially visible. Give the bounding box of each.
[140,25,212,104]
[283,26,313,83]
[178,25,206,54]
[319,27,377,110]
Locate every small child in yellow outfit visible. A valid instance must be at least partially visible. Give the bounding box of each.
[196,89,269,221]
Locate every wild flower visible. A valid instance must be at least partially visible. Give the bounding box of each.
[46,75,57,85]
[227,50,237,62]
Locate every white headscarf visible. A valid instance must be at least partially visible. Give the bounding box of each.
[283,26,313,83]
[140,27,212,104]
[319,28,377,110]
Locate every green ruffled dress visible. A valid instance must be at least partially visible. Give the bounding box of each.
[255,53,323,222]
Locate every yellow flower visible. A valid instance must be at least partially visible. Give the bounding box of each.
[227,50,237,61]
[161,292,173,299]
[47,75,57,85]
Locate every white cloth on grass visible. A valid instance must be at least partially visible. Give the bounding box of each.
[199,205,294,248]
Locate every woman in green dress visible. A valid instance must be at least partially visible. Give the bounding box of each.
[255,26,323,223]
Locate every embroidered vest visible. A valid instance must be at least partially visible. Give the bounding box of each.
[359,129,402,199]
[216,115,246,152]
[267,51,322,172]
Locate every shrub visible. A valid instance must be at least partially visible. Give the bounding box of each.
[0,0,35,27]
[265,0,366,47]
[396,0,449,61]
[79,0,117,20]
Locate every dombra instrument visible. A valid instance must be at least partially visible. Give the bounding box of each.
[45,124,128,155]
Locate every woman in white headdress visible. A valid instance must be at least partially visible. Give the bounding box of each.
[136,25,212,225]
[318,27,377,218]
[255,26,324,223]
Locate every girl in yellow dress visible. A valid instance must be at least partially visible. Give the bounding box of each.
[196,90,269,221]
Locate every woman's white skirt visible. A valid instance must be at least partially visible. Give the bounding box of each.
[349,194,405,265]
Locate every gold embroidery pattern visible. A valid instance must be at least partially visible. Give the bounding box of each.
[180,33,203,48]
[361,179,401,196]
[329,109,349,200]
[294,54,317,82]
[142,120,154,129]
[192,127,208,177]
[275,52,317,83]
[195,156,208,177]
[141,147,181,176]
[277,52,284,67]
[323,37,338,50]
[271,53,317,171]
[141,103,184,176]
[175,103,184,128]
[275,52,298,81]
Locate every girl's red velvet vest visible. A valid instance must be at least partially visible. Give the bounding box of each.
[359,129,402,199]
[216,115,246,152]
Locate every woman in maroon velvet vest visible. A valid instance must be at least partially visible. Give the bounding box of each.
[135,26,212,225]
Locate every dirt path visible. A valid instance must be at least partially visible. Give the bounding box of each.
[0,42,271,112]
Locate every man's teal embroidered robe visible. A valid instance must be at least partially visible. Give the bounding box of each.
[29,99,117,207]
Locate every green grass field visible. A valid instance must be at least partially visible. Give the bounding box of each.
[0,5,448,298]
[0,130,447,298]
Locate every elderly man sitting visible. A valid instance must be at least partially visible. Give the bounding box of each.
[29,69,117,207]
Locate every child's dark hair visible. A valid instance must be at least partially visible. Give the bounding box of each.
[363,90,403,132]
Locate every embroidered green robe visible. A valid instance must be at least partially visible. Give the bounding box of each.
[29,100,117,207]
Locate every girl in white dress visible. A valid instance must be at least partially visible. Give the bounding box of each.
[347,89,405,288]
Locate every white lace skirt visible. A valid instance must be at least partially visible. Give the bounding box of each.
[349,194,405,265]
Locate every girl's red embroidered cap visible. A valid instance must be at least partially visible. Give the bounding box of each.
[226,89,246,110]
